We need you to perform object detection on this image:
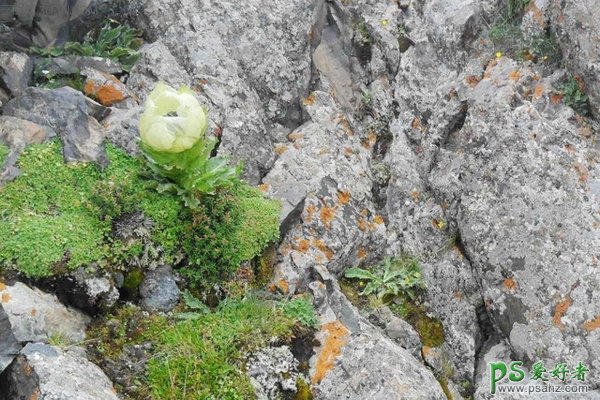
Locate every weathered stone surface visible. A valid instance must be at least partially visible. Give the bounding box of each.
[308,266,446,400]
[0,51,32,96]
[0,343,119,400]
[247,345,301,400]
[126,0,313,183]
[3,86,109,166]
[430,57,600,387]
[0,303,21,373]
[139,265,180,313]
[0,282,90,343]
[551,0,600,117]
[32,55,124,76]
[0,115,54,184]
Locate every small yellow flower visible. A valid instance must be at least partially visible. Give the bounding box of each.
[380,18,389,26]
[495,51,503,59]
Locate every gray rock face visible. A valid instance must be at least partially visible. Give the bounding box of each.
[430,56,600,387]
[247,345,302,400]
[0,115,54,183]
[0,282,90,343]
[3,87,109,166]
[551,0,600,117]
[126,0,314,183]
[0,51,32,96]
[0,343,119,400]
[308,266,446,400]
[139,265,180,312]
[0,304,20,373]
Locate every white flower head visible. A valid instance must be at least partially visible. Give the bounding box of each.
[140,82,208,153]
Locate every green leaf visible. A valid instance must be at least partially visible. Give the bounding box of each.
[182,290,210,313]
[344,267,378,281]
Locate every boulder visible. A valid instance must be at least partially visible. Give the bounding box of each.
[139,265,180,313]
[0,343,119,400]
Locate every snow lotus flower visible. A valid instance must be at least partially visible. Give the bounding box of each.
[140,82,208,153]
[139,82,241,208]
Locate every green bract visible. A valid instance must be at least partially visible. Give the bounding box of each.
[139,82,242,208]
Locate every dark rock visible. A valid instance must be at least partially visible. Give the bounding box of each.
[3,86,109,166]
[0,51,32,96]
[139,265,180,312]
[0,304,21,373]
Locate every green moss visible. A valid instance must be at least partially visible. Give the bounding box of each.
[0,144,9,166]
[390,298,445,348]
[147,297,297,400]
[281,296,319,329]
[180,184,280,283]
[0,142,182,278]
[295,377,313,400]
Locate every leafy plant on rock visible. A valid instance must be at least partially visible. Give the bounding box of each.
[139,82,242,209]
[344,257,425,300]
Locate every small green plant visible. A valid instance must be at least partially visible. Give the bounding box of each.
[139,82,242,209]
[147,297,298,399]
[505,0,530,20]
[179,183,280,283]
[29,19,143,72]
[354,21,372,45]
[281,296,319,329]
[559,75,590,115]
[344,257,425,300]
[0,143,9,166]
[175,290,210,320]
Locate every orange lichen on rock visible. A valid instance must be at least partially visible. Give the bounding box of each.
[303,93,316,106]
[258,183,270,192]
[373,215,384,225]
[509,70,521,81]
[296,238,310,253]
[357,247,367,260]
[304,204,317,223]
[574,162,589,183]
[533,84,545,99]
[465,75,481,87]
[84,74,126,106]
[582,315,600,332]
[550,92,563,105]
[312,238,334,260]
[357,218,367,231]
[1,292,11,303]
[312,321,350,384]
[552,297,572,328]
[275,145,288,155]
[411,117,423,130]
[337,191,351,205]
[320,205,336,228]
[503,277,517,291]
[288,132,304,141]
[276,279,290,294]
[0,281,5,291]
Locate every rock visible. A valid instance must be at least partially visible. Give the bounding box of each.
[0,282,90,343]
[102,106,142,155]
[430,57,600,387]
[125,0,314,183]
[0,303,21,373]
[263,91,386,293]
[247,345,302,400]
[0,0,92,50]
[82,68,127,106]
[551,0,600,116]
[0,343,119,400]
[308,265,446,399]
[3,86,109,166]
[0,51,32,96]
[41,265,120,314]
[0,115,54,184]
[32,55,124,76]
[383,313,422,358]
[139,265,180,312]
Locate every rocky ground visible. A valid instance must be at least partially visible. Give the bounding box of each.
[0,0,599,399]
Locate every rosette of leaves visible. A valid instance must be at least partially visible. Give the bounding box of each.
[139,82,242,208]
[345,257,425,300]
